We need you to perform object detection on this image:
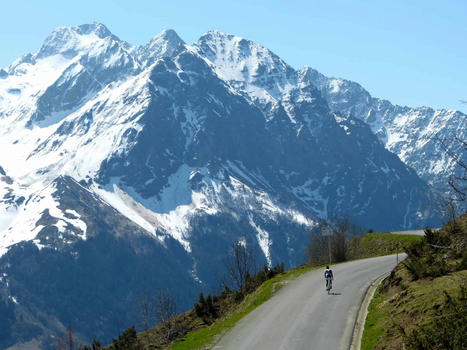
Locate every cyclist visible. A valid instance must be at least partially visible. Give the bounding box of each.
[324,266,333,293]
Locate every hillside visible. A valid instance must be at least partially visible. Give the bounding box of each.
[347,232,423,260]
[362,215,467,349]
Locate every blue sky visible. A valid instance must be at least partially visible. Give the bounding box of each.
[1,0,465,113]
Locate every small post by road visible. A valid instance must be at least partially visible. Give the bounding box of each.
[322,227,333,265]
[396,242,399,265]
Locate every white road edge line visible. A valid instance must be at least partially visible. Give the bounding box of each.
[349,271,390,350]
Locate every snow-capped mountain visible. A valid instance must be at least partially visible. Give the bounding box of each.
[299,67,466,196]
[0,23,450,347]
[193,30,466,199]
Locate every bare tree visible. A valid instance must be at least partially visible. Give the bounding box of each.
[139,296,152,331]
[56,326,77,350]
[433,135,467,203]
[154,290,178,324]
[139,296,153,348]
[223,241,256,293]
[331,218,353,262]
[154,289,179,343]
[56,336,66,350]
[307,218,359,265]
[443,198,458,225]
[306,227,329,265]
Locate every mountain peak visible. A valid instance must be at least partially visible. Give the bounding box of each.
[200,29,236,40]
[75,22,114,38]
[196,29,250,55]
[195,29,293,76]
[146,28,185,52]
[153,29,184,42]
[36,22,120,59]
[139,29,186,66]
[195,29,296,103]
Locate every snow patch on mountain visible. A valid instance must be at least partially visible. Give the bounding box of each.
[93,165,220,252]
[0,54,72,124]
[0,68,152,188]
[93,182,159,234]
[249,217,272,266]
[92,164,315,256]
[0,181,87,257]
[194,30,296,107]
[292,179,329,219]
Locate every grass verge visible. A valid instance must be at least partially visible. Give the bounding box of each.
[361,215,466,349]
[361,267,466,350]
[347,232,423,260]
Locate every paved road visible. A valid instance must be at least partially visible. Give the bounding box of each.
[390,229,426,236]
[214,254,402,350]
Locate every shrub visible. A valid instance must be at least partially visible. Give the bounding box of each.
[459,251,467,270]
[404,228,456,280]
[110,326,141,350]
[194,293,218,324]
[405,286,466,349]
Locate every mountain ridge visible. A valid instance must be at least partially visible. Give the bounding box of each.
[299,66,466,195]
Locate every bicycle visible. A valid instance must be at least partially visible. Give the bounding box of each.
[326,278,332,294]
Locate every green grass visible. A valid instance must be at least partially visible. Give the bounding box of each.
[348,232,423,260]
[360,221,467,349]
[361,283,386,350]
[170,265,317,350]
[360,220,467,350]
[362,269,467,350]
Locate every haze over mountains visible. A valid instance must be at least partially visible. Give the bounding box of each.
[0,23,462,347]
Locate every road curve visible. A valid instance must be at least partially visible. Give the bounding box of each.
[390,229,426,236]
[214,254,402,350]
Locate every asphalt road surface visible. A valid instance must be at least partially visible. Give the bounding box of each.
[214,254,402,350]
[390,229,426,236]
